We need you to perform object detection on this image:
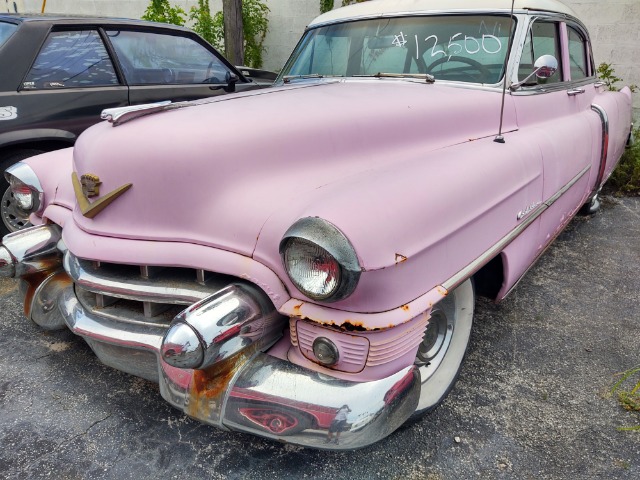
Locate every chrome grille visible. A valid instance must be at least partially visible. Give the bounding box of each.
[65,252,236,328]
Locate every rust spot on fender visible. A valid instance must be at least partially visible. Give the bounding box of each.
[401,305,410,312]
[437,286,448,296]
[395,253,408,264]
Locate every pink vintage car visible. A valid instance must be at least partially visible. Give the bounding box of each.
[0,0,634,449]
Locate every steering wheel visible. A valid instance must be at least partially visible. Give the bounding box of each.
[426,56,492,83]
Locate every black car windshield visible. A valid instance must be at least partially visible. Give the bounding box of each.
[281,15,515,85]
[0,22,18,48]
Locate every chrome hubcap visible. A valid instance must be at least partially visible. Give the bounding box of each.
[1,187,31,233]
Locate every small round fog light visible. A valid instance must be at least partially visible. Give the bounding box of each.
[312,337,339,366]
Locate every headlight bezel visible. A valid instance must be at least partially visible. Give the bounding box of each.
[4,162,45,217]
[279,217,361,303]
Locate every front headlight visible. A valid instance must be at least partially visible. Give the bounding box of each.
[279,217,361,302]
[4,163,44,215]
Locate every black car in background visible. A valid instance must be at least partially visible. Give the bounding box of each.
[0,14,267,234]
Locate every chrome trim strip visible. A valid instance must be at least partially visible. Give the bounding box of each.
[589,104,609,198]
[441,165,591,292]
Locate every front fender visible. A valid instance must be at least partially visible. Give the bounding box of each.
[20,148,75,214]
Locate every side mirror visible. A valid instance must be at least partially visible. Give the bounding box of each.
[533,54,558,79]
[511,54,558,90]
[224,72,239,93]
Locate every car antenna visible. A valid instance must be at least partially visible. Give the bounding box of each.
[495,0,516,144]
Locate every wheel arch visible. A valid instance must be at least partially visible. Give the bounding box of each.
[0,129,76,159]
[472,253,505,302]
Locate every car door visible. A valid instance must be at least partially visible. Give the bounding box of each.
[513,17,597,248]
[15,28,129,138]
[104,28,255,105]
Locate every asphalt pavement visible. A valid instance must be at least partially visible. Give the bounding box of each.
[0,196,638,480]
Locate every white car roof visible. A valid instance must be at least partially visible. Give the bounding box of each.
[309,0,578,27]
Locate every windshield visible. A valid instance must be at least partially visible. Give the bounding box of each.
[0,22,18,48]
[281,15,515,85]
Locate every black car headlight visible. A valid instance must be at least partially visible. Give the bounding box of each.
[279,217,361,302]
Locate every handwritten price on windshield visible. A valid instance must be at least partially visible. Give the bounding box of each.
[392,32,503,61]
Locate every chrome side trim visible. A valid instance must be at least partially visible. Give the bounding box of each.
[441,165,591,292]
[589,104,609,199]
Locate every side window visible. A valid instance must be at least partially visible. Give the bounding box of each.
[567,26,588,80]
[518,21,562,84]
[23,30,118,89]
[107,30,232,85]
[0,22,18,48]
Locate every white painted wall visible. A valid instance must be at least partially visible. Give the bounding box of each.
[16,1,640,118]
[3,0,24,13]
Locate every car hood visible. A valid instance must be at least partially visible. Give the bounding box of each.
[72,80,517,264]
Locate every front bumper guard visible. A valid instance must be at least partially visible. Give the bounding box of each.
[4,225,421,450]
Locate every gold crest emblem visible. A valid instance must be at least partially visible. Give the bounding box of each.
[72,172,132,219]
[80,174,101,198]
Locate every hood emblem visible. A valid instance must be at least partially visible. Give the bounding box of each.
[72,172,132,219]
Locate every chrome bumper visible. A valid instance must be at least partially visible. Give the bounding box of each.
[3,225,421,450]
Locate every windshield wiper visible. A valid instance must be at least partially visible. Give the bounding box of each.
[356,72,435,83]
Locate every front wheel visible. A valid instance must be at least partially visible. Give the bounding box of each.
[412,278,474,416]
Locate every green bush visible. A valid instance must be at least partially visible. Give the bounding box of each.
[141,0,186,25]
[596,63,639,195]
[607,127,639,196]
[190,0,216,45]
[206,0,270,69]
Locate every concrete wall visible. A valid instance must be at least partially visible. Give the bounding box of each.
[3,0,24,13]
[16,1,640,118]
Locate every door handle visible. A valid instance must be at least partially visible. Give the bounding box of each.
[567,88,585,96]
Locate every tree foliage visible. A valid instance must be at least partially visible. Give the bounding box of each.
[320,0,334,14]
[141,0,186,26]
[209,0,270,68]
[189,0,216,45]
